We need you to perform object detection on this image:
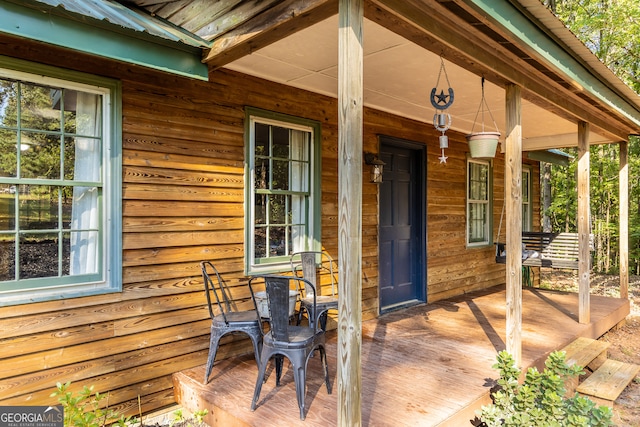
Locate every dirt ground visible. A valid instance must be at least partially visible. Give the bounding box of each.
[540,270,640,426]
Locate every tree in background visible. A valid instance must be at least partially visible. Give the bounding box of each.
[542,0,640,273]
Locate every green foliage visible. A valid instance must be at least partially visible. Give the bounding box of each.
[540,2,640,273]
[169,408,208,427]
[548,0,640,94]
[51,382,209,427]
[50,382,136,427]
[477,350,613,427]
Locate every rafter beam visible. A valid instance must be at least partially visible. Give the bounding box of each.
[202,0,337,69]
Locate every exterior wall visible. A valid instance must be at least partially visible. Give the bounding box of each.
[0,35,538,416]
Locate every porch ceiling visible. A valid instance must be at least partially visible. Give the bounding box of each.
[126,0,640,151]
[224,14,585,151]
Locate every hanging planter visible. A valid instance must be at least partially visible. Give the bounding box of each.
[467,131,500,158]
[467,77,500,158]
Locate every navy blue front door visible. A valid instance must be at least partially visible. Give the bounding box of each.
[378,137,426,311]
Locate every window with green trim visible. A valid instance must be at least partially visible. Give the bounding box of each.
[245,108,321,273]
[467,158,492,246]
[0,57,121,305]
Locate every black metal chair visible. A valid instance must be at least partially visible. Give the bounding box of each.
[249,275,331,420]
[201,261,263,384]
[290,251,339,331]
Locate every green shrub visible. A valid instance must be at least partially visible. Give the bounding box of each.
[51,382,208,427]
[50,382,136,427]
[477,350,613,426]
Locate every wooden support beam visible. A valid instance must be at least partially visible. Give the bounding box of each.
[337,0,363,425]
[620,141,629,300]
[202,0,337,69]
[578,121,591,324]
[505,83,522,367]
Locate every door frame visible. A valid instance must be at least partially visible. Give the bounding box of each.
[378,135,427,313]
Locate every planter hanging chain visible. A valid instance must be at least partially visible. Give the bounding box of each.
[471,77,499,134]
[466,76,501,158]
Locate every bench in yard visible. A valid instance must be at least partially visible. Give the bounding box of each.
[495,232,587,270]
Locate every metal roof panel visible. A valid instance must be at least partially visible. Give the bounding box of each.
[24,0,210,48]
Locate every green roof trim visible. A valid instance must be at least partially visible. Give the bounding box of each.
[468,0,640,129]
[527,149,571,166]
[0,0,208,80]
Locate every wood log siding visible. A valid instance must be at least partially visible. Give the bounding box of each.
[0,35,537,417]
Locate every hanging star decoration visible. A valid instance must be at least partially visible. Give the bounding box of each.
[434,89,451,107]
[430,56,455,164]
[438,150,448,164]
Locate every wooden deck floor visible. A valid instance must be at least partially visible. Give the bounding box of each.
[173,286,630,427]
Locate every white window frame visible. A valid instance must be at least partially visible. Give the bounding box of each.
[0,56,122,306]
[244,107,321,274]
[466,157,492,247]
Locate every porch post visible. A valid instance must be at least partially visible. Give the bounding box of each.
[505,84,522,366]
[578,121,590,324]
[619,140,629,299]
[337,0,363,425]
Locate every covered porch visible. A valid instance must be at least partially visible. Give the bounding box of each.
[173,285,630,426]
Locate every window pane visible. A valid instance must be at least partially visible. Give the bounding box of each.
[61,185,73,229]
[255,194,266,225]
[19,185,59,230]
[21,131,62,179]
[69,230,98,275]
[272,126,289,158]
[64,135,75,180]
[468,203,487,243]
[269,226,286,256]
[291,225,305,253]
[291,194,305,226]
[270,194,287,224]
[255,123,269,156]
[0,236,15,281]
[290,160,308,192]
[255,158,269,190]
[70,91,101,137]
[0,79,18,127]
[19,233,60,279]
[0,185,16,231]
[469,163,488,200]
[20,83,61,132]
[255,227,266,258]
[72,137,101,182]
[271,160,289,190]
[0,129,17,177]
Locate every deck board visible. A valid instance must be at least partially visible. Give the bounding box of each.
[173,286,629,426]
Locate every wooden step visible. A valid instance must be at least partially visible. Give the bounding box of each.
[560,337,610,395]
[576,359,640,406]
[561,337,610,371]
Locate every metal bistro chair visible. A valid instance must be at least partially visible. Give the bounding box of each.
[249,275,331,421]
[200,261,263,384]
[290,251,339,331]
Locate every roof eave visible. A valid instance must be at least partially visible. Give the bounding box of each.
[0,0,209,80]
[465,0,640,134]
